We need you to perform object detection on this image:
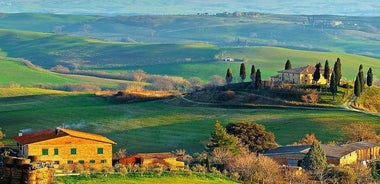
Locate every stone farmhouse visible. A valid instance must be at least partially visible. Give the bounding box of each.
[13,127,116,170]
[271,65,328,85]
[264,142,380,167]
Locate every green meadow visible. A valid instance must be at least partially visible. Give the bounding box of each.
[1,88,379,154]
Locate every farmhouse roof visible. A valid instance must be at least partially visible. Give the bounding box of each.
[13,127,116,145]
[264,145,310,155]
[133,152,177,159]
[279,65,315,75]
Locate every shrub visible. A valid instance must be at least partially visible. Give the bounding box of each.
[217,90,236,101]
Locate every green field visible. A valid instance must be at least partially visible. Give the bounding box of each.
[56,173,237,184]
[0,28,379,82]
[1,88,379,154]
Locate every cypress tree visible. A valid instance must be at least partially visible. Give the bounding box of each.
[354,75,361,97]
[239,63,246,82]
[255,69,262,90]
[358,65,365,92]
[333,58,342,85]
[323,60,330,83]
[285,59,292,70]
[367,68,373,87]
[313,63,321,84]
[250,64,256,83]
[330,72,337,97]
[225,68,233,85]
[302,141,327,174]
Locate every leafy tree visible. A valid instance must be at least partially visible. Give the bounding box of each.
[313,63,321,84]
[285,59,292,70]
[359,64,365,93]
[206,121,241,154]
[250,64,256,83]
[323,60,330,83]
[342,122,380,143]
[294,133,317,145]
[239,63,246,82]
[333,58,342,85]
[367,68,373,87]
[225,68,233,85]
[329,72,337,98]
[255,69,262,90]
[354,75,361,97]
[226,122,278,153]
[302,141,327,179]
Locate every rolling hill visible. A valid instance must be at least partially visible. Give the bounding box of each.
[0,13,380,58]
[0,28,379,81]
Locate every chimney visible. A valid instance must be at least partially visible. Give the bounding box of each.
[18,131,23,136]
[55,128,60,135]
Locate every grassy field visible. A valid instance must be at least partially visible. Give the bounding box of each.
[355,86,380,113]
[56,173,237,184]
[1,88,379,154]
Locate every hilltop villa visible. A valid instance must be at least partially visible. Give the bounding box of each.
[13,127,116,169]
[271,65,328,85]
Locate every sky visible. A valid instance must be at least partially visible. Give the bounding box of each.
[0,0,379,16]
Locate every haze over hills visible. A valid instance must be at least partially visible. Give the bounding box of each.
[0,0,379,16]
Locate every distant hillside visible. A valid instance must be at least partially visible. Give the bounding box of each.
[0,13,380,58]
[0,29,379,81]
[0,0,379,16]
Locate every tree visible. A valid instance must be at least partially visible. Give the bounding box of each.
[313,63,321,84]
[226,122,278,153]
[255,69,262,90]
[225,68,233,85]
[323,60,330,83]
[330,72,337,98]
[354,74,361,97]
[333,58,342,85]
[367,68,373,87]
[358,64,365,93]
[342,122,380,143]
[250,64,256,83]
[0,128,4,147]
[285,59,292,70]
[294,133,317,145]
[239,63,246,82]
[206,121,241,154]
[302,141,327,180]
[112,149,127,160]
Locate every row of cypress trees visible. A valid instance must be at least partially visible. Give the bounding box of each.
[354,65,373,97]
[225,63,262,89]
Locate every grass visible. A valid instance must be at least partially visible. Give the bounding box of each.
[0,89,379,154]
[55,173,237,184]
[355,86,380,113]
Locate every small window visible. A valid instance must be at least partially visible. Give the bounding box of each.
[70,148,77,155]
[54,161,60,165]
[97,148,104,154]
[67,160,73,164]
[100,160,106,164]
[78,160,84,164]
[54,148,59,155]
[90,160,96,164]
[42,149,48,155]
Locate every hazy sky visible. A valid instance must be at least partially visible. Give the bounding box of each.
[0,0,379,16]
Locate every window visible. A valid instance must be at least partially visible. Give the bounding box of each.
[97,148,104,154]
[42,149,48,155]
[100,160,107,164]
[54,148,59,155]
[54,161,60,165]
[67,160,73,164]
[79,160,84,164]
[90,160,96,164]
[70,148,77,155]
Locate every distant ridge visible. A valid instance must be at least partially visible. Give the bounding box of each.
[0,0,379,16]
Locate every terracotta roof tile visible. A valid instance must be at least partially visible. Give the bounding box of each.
[13,128,116,145]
